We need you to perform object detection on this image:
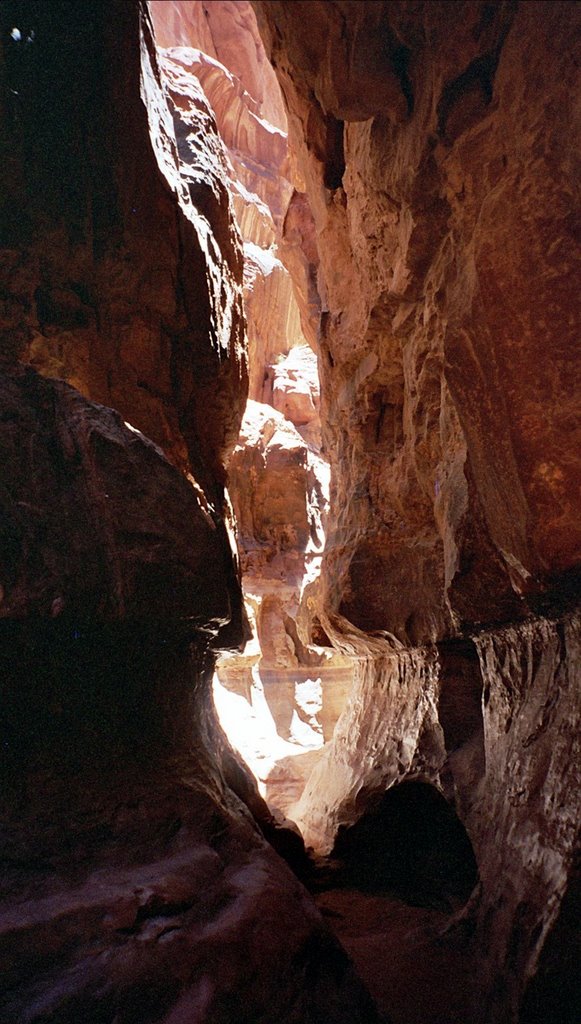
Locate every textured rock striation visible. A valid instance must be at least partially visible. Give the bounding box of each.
[254,0,581,640]
[253,1,581,1020]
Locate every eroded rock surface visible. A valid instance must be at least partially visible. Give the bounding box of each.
[216,398,352,816]
[151,0,317,401]
[150,2,352,816]
[254,0,581,640]
[253,1,581,1019]
[0,371,234,628]
[1,0,246,493]
[2,0,579,1019]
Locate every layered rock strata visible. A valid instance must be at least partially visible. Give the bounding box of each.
[253,1,581,1019]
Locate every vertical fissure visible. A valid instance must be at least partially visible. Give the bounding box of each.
[149,0,353,826]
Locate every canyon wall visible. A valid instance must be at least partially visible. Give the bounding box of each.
[254,0,580,641]
[1,0,578,1019]
[253,1,581,1020]
[0,2,377,1021]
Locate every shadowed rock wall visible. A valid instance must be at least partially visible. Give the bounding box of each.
[0,3,379,1021]
[1,0,247,495]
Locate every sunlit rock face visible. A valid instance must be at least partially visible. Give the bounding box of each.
[217,397,352,815]
[150,1,352,815]
[254,0,581,642]
[150,0,317,396]
[0,3,378,1021]
[253,1,581,1020]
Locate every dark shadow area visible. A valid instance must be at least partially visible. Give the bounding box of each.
[0,619,204,796]
[331,780,478,909]
[438,637,486,816]
[519,843,581,1024]
[0,0,116,246]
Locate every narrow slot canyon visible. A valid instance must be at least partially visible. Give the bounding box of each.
[0,3,579,1024]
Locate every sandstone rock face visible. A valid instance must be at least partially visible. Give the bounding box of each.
[253,1,581,1018]
[0,4,378,1021]
[294,611,580,1020]
[3,0,578,1018]
[216,398,352,816]
[470,613,581,1023]
[150,2,352,817]
[1,0,246,495]
[254,0,581,641]
[0,371,234,629]
[150,0,317,403]
[151,0,287,132]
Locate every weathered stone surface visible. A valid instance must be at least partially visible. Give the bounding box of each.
[151,0,287,132]
[295,612,581,1021]
[253,3,581,1019]
[150,3,349,823]
[3,0,578,1019]
[230,399,325,561]
[468,613,581,1023]
[270,344,321,446]
[151,0,313,410]
[280,189,320,350]
[244,246,307,402]
[0,370,236,630]
[254,0,581,642]
[295,628,444,853]
[216,398,351,816]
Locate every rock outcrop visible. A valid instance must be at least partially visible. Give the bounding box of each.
[252,1,581,1019]
[151,0,316,398]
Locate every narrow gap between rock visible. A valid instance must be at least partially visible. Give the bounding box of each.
[149,0,351,830]
[149,7,482,1023]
